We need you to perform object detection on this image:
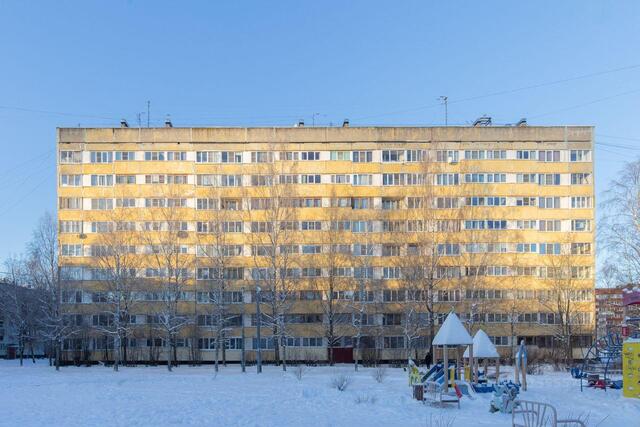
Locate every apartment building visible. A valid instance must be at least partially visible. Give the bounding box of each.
[57,125,595,363]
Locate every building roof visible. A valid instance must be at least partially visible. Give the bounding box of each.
[432,312,473,346]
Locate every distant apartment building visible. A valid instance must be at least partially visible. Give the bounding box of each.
[57,125,595,363]
[596,285,640,338]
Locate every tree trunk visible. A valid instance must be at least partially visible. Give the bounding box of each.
[55,340,61,371]
[354,336,360,372]
[214,328,220,373]
[19,337,24,366]
[167,336,173,372]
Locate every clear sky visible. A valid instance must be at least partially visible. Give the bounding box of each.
[0,1,638,264]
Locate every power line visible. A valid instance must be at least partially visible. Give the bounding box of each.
[0,105,120,121]
[527,88,640,119]
[352,63,640,121]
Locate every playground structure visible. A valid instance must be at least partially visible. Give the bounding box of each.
[573,287,640,392]
[463,329,501,393]
[409,312,514,406]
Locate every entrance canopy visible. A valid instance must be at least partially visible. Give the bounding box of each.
[432,312,473,346]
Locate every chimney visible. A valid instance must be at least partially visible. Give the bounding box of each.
[164,115,173,128]
[120,119,129,128]
[297,119,305,127]
[342,119,350,128]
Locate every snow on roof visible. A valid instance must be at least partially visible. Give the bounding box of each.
[432,312,473,346]
[463,329,499,358]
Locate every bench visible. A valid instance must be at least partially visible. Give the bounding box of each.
[512,400,586,427]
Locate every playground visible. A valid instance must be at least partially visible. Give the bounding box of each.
[0,358,637,426]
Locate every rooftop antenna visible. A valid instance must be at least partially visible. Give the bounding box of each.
[147,101,150,128]
[438,96,448,126]
[312,112,320,127]
[137,113,142,129]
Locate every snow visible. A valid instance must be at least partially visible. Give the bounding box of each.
[1,360,638,426]
[463,330,499,359]
[432,312,473,346]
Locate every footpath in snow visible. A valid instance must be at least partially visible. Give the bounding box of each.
[0,360,638,426]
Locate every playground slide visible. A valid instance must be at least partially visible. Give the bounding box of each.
[454,380,476,399]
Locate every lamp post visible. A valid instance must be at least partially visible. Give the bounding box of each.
[241,287,246,373]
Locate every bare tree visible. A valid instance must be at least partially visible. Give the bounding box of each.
[247,149,298,371]
[538,235,592,364]
[601,160,640,282]
[27,212,78,370]
[316,188,351,365]
[91,209,143,371]
[144,188,195,371]
[0,256,40,365]
[196,186,242,373]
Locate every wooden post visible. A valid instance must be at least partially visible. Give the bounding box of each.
[469,343,475,384]
[495,358,500,382]
[443,345,449,392]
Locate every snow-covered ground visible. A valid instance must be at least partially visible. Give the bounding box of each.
[1,360,638,426]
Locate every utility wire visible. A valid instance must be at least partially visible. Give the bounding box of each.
[352,63,640,121]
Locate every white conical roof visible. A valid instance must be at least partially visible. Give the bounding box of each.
[464,329,499,358]
[432,312,473,346]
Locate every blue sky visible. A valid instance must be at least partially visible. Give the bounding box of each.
[0,1,639,262]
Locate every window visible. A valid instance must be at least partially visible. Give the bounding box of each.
[383,267,401,279]
[59,221,82,233]
[91,222,113,233]
[436,174,459,185]
[353,174,372,185]
[381,198,402,210]
[197,198,218,210]
[465,196,506,206]
[115,151,134,161]
[60,151,82,164]
[352,151,372,163]
[571,197,592,209]
[516,243,537,253]
[435,197,459,209]
[382,150,404,162]
[406,149,424,162]
[539,197,560,209]
[571,219,591,232]
[351,197,371,209]
[222,222,243,233]
[301,221,322,230]
[90,175,113,186]
[539,220,561,231]
[251,175,273,186]
[116,175,136,184]
[59,197,82,210]
[571,173,591,185]
[144,151,165,161]
[116,198,136,208]
[383,314,402,326]
[538,150,560,162]
[516,197,536,207]
[538,174,561,185]
[330,151,350,161]
[382,245,401,256]
[436,150,459,162]
[250,152,273,163]
[331,174,350,184]
[91,199,113,210]
[571,243,591,255]
[570,150,591,162]
[90,151,112,163]
[61,244,83,257]
[517,173,537,183]
[516,150,536,160]
[352,220,373,233]
[197,175,242,187]
[60,174,82,186]
[302,245,321,254]
[279,151,298,161]
[491,336,509,346]
[539,243,561,255]
[300,174,321,184]
[301,151,320,161]
[437,243,460,256]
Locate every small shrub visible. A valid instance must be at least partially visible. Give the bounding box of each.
[331,373,352,391]
[354,393,377,404]
[293,364,307,381]
[371,366,387,383]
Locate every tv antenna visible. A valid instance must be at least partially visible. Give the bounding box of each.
[438,96,448,126]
